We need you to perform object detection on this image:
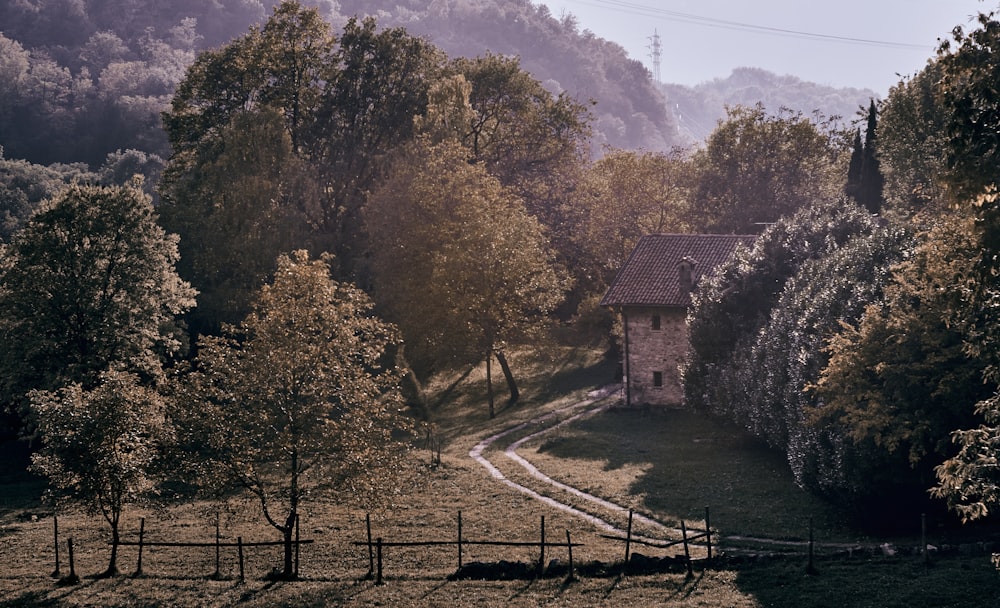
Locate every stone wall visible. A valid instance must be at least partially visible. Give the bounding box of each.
[624,305,688,406]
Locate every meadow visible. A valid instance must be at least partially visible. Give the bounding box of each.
[1,345,999,607]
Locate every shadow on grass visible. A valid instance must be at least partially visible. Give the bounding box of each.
[0,591,61,608]
[733,554,1000,608]
[426,346,615,439]
[534,407,850,541]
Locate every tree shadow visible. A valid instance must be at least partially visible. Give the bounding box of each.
[534,407,849,540]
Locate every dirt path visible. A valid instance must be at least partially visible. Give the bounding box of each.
[469,386,871,554]
[469,386,686,544]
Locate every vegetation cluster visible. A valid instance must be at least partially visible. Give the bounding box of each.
[2,0,1000,589]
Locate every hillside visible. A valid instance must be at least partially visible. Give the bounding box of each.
[331,0,684,152]
[662,67,878,142]
[0,0,884,171]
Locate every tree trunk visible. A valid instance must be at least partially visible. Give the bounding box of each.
[486,352,495,419]
[103,514,120,578]
[283,448,299,579]
[495,350,519,405]
[282,511,295,578]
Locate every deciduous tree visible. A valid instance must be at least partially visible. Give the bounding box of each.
[814,216,986,504]
[177,251,412,578]
[367,140,568,417]
[0,180,195,432]
[30,370,172,577]
[574,149,693,288]
[690,104,845,233]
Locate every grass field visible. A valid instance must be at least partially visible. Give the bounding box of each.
[2,342,1000,607]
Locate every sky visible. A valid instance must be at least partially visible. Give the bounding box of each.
[538,0,993,95]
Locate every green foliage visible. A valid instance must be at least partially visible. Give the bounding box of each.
[685,200,911,502]
[933,393,1000,522]
[844,100,884,214]
[161,108,310,334]
[452,52,591,203]
[877,62,950,217]
[921,8,1000,522]
[448,52,591,297]
[572,149,693,289]
[175,250,412,577]
[30,369,173,576]
[0,152,95,242]
[690,104,846,233]
[337,0,679,152]
[160,4,445,332]
[936,10,1000,203]
[366,139,569,408]
[0,181,195,433]
[318,16,444,269]
[814,217,987,503]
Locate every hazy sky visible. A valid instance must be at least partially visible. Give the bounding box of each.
[539,0,992,94]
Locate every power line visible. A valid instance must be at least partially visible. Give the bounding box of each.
[562,0,932,50]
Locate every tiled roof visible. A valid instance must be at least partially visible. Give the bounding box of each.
[600,234,756,308]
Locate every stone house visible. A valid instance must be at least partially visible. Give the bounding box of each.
[600,233,755,407]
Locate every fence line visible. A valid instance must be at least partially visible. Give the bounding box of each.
[41,506,958,586]
[353,512,585,584]
[103,516,314,581]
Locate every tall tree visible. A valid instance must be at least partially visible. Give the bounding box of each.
[929,9,1000,521]
[0,180,195,433]
[877,62,950,217]
[177,251,412,578]
[573,149,693,289]
[317,17,444,274]
[814,216,986,506]
[30,370,172,577]
[850,99,885,214]
[844,129,864,204]
[450,53,591,254]
[690,104,845,233]
[367,140,568,417]
[160,3,444,316]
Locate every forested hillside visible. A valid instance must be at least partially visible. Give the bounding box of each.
[0,0,683,169]
[0,0,883,173]
[663,68,877,142]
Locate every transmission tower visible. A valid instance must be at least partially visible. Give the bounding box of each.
[647,29,662,83]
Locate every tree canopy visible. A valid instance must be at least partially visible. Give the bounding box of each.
[176,250,412,577]
[367,139,568,416]
[690,104,845,233]
[30,369,173,577]
[0,180,195,435]
[159,3,446,334]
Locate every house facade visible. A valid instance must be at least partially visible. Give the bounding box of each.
[600,234,755,407]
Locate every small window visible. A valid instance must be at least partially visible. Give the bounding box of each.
[652,371,663,387]
[652,315,661,330]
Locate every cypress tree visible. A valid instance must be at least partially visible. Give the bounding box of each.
[857,99,885,214]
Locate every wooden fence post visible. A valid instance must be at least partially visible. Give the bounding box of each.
[63,537,79,585]
[806,517,817,575]
[213,514,221,579]
[566,530,575,582]
[681,520,693,578]
[135,517,145,576]
[705,506,712,562]
[457,511,463,571]
[922,513,929,565]
[624,509,634,568]
[237,536,245,582]
[538,516,546,576]
[366,514,374,578]
[51,513,61,578]
[375,537,383,586]
[295,514,301,577]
